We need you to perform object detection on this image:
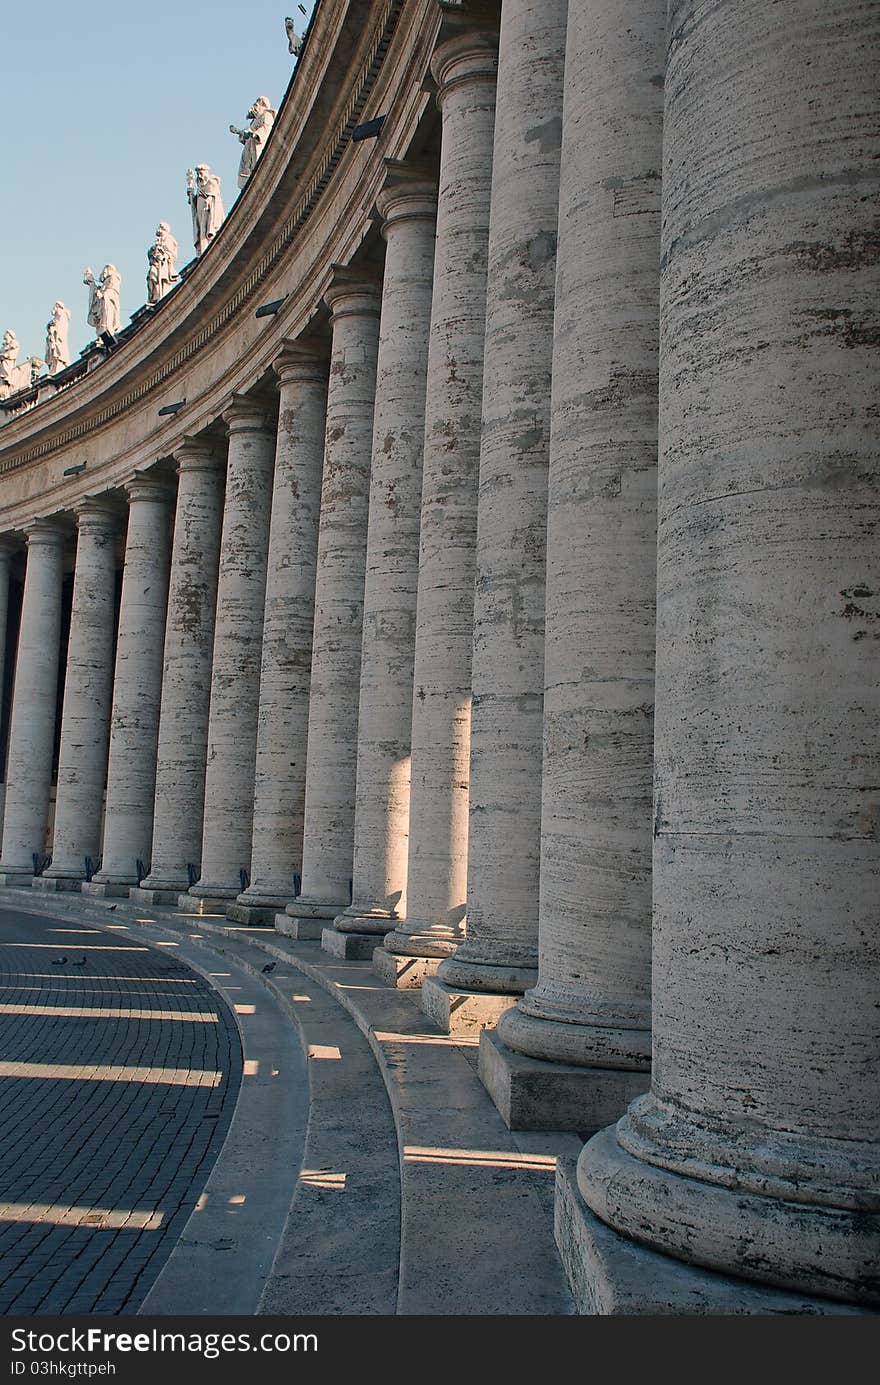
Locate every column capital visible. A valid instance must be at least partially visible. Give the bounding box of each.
[221,393,275,434]
[24,516,68,548]
[430,1,500,102]
[75,497,118,534]
[376,160,438,235]
[273,340,329,390]
[124,472,174,507]
[173,436,225,474]
[323,264,383,322]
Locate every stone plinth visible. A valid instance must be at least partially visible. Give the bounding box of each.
[383,13,499,969]
[372,947,442,991]
[320,926,384,961]
[274,912,324,941]
[421,977,514,1039]
[479,1029,649,1133]
[285,270,381,924]
[140,440,225,896]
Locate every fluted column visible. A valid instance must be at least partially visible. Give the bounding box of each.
[185,397,275,906]
[571,0,880,1313]
[379,8,499,978]
[0,519,66,884]
[40,501,117,888]
[83,476,171,894]
[230,345,328,922]
[430,0,566,1021]
[480,0,662,1125]
[284,269,381,930]
[331,167,437,947]
[134,440,225,902]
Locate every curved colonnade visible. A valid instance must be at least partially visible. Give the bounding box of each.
[0,0,876,1314]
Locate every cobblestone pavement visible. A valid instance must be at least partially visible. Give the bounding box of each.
[0,906,242,1315]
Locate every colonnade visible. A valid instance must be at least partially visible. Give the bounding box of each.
[0,0,876,1314]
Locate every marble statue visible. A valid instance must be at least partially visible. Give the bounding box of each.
[83,265,122,338]
[230,97,277,189]
[45,302,71,375]
[187,166,224,256]
[0,329,38,398]
[285,18,303,56]
[147,223,180,303]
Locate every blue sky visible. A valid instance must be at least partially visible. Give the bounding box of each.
[1,1,316,365]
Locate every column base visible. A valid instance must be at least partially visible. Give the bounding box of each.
[176,892,232,916]
[32,875,82,893]
[436,950,537,995]
[81,880,134,899]
[285,897,345,921]
[225,902,277,926]
[333,908,397,936]
[275,912,324,941]
[372,947,442,990]
[128,886,181,905]
[321,926,385,960]
[554,1158,868,1316]
[479,1028,650,1132]
[382,925,461,960]
[421,977,516,1038]
[0,872,35,887]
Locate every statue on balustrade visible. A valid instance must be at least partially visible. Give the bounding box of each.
[146,222,180,303]
[187,165,224,255]
[0,329,40,398]
[285,17,303,56]
[83,264,122,338]
[230,96,277,188]
[45,302,71,375]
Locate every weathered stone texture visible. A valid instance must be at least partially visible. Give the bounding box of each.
[45,501,117,881]
[140,442,225,893]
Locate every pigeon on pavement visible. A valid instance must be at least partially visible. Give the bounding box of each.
[51,956,68,965]
[261,961,277,974]
[72,956,87,967]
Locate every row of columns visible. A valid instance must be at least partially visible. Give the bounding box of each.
[0,0,875,1313]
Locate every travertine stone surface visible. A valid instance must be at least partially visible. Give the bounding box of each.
[139,441,225,893]
[286,270,381,921]
[238,346,328,910]
[383,13,499,964]
[498,0,663,1069]
[436,0,566,995]
[188,398,275,901]
[577,0,880,1307]
[44,501,117,883]
[0,542,14,774]
[84,478,171,888]
[0,520,66,879]
[335,168,437,938]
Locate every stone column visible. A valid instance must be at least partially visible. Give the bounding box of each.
[39,501,117,891]
[423,0,566,1035]
[476,0,662,1127]
[0,540,15,830]
[228,345,328,925]
[83,476,171,896]
[377,7,499,987]
[329,166,437,958]
[567,0,880,1314]
[282,269,381,939]
[133,440,225,904]
[0,519,66,885]
[184,397,275,910]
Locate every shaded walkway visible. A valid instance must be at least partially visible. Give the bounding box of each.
[0,907,242,1314]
